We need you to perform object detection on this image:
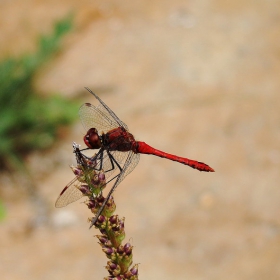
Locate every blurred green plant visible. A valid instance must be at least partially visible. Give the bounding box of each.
[0,15,79,171]
[0,200,6,221]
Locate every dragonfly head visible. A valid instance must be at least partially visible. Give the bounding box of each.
[84,128,102,149]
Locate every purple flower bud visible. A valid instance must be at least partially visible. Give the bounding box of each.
[88,200,97,209]
[109,215,118,225]
[78,185,90,194]
[119,218,125,230]
[107,261,117,270]
[97,196,105,203]
[116,245,124,254]
[71,166,83,177]
[97,215,106,223]
[102,247,114,255]
[124,243,132,255]
[98,172,106,181]
[96,235,109,245]
[130,264,138,275]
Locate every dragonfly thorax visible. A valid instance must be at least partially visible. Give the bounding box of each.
[103,127,138,152]
[84,128,102,149]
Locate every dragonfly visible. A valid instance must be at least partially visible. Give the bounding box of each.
[56,87,214,228]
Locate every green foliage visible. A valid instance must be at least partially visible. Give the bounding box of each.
[0,200,6,221]
[0,15,79,170]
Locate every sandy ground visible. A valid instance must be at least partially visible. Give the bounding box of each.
[1,0,280,279]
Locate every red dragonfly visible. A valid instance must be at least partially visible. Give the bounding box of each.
[56,87,214,227]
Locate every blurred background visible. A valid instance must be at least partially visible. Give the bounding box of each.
[1,0,280,279]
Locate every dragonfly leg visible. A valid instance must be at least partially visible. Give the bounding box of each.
[92,149,118,174]
[102,150,123,173]
[108,151,123,172]
[95,149,104,171]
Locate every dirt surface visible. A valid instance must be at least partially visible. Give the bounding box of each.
[1,0,280,279]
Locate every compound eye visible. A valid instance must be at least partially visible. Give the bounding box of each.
[83,128,102,149]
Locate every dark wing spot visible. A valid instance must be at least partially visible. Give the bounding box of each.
[60,186,68,196]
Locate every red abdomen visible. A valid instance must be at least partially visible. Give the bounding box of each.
[136,141,214,172]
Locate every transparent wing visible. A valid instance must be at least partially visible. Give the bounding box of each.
[79,91,128,134]
[110,151,140,191]
[84,87,127,129]
[55,177,84,208]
